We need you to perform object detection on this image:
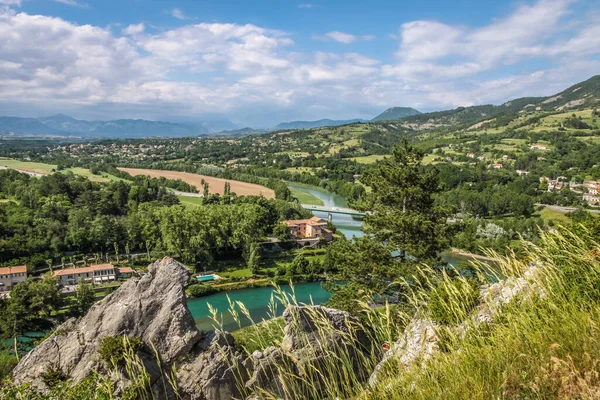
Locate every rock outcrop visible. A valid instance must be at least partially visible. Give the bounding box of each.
[13,257,202,396]
[245,305,374,399]
[368,264,543,388]
[12,258,374,399]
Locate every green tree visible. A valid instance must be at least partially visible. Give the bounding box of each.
[246,243,261,274]
[359,140,449,261]
[75,281,95,313]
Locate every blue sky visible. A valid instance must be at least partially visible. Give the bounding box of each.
[0,0,599,127]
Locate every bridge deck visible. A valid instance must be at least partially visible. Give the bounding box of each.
[301,205,366,216]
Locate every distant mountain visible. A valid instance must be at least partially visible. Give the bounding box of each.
[214,127,269,136]
[0,114,209,137]
[37,115,208,137]
[199,119,242,133]
[399,75,600,129]
[371,107,421,122]
[0,116,60,135]
[274,119,367,130]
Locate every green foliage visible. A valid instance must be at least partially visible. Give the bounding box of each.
[246,243,262,275]
[74,282,95,313]
[0,277,62,339]
[97,336,143,367]
[40,364,68,388]
[359,140,449,261]
[231,318,285,355]
[0,351,18,382]
[187,284,217,297]
[428,278,479,325]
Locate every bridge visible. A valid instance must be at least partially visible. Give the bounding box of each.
[301,204,366,217]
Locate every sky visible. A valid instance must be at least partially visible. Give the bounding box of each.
[0,0,599,127]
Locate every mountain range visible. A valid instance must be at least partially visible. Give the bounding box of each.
[4,75,597,138]
[0,114,209,138]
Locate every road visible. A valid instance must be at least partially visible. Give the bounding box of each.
[536,203,600,214]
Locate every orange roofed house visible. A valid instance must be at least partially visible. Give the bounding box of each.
[284,216,333,242]
[0,266,28,293]
[53,263,124,286]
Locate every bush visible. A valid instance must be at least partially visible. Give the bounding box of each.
[187,284,218,297]
[0,351,18,382]
[428,278,480,325]
[98,336,143,367]
[40,364,68,388]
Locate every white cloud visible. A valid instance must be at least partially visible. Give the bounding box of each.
[0,0,598,125]
[54,0,89,8]
[313,31,357,44]
[170,8,188,20]
[122,23,144,36]
[0,0,20,5]
[298,3,314,8]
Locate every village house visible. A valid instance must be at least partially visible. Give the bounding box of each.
[584,180,599,195]
[583,193,599,205]
[548,180,565,192]
[467,153,476,158]
[0,266,27,293]
[540,176,550,183]
[52,263,134,286]
[502,155,509,160]
[530,144,548,151]
[284,216,333,242]
[516,170,530,176]
[491,163,503,169]
[477,156,486,161]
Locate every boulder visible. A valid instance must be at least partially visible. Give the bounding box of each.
[12,257,202,396]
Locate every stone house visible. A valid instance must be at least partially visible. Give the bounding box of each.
[0,265,27,293]
[284,216,333,241]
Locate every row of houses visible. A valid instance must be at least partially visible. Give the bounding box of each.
[52,264,135,286]
[1,264,136,296]
[543,177,600,205]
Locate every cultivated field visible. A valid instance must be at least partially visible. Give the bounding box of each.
[119,168,275,198]
[0,158,121,182]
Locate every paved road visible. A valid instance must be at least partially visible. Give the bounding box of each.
[536,203,600,214]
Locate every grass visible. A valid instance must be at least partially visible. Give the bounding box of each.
[344,155,387,164]
[540,207,571,224]
[289,187,324,205]
[176,195,204,207]
[6,228,600,399]
[0,158,120,183]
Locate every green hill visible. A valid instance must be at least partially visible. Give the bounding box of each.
[371,107,421,122]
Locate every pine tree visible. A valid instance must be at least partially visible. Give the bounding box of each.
[247,243,261,275]
[359,139,449,261]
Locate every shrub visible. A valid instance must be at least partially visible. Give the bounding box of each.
[187,284,217,297]
[98,336,143,367]
[428,278,480,325]
[40,364,68,388]
[0,351,18,382]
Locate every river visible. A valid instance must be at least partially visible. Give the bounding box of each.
[188,282,330,332]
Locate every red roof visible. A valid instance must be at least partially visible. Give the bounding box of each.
[0,265,27,275]
[53,263,115,277]
[284,216,327,227]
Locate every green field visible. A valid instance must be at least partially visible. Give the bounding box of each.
[289,187,323,205]
[540,208,571,224]
[0,158,121,182]
[344,155,387,164]
[177,195,205,207]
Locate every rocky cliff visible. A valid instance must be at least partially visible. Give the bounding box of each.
[12,257,374,399]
